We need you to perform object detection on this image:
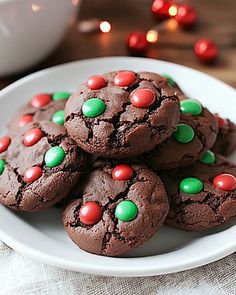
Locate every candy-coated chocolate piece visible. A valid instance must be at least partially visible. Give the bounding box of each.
[114,71,136,87]
[30,94,52,108]
[51,110,65,125]
[115,200,138,222]
[180,177,203,194]
[194,39,218,64]
[52,92,71,101]
[126,31,148,54]
[23,128,43,147]
[162,74,176,87]
[112,164,134,181]
[215,114,228,127]
[87,75,107,90]
[200,150,216,164]
[152,0,171,20]
[180,99,203,116]
[44,146,65,168]
[213,174,236,191]
[173,123,195,143]
[175,4,197,28]
[18,115,33,128]
[0,136,11,153]
[130,88,155,108]
[0,159,6,175]
[79,202,102,225]
[24,166,43,183]
[82,98,106,118]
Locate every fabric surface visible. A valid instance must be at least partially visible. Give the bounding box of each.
[0,240,235,295]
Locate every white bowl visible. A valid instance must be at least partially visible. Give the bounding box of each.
[0,57,235,277]
[0,0,79,76]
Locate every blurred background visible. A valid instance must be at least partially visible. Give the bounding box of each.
[0,0,235,89]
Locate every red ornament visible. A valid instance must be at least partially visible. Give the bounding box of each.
[215,114,228,127]
[31,94,52,108]
[175,5,197,28]
[87,75,107,90]
[127,31,148,55]
[79,202,102,225]
[114,71,136,87]
[152,0,171,20]
[24,166,43,183]
[19,114,33,128]
[213,174,236,191]
[23,128,43,147]
[194,39,218,64]
[0,136,11,153]
[112,164,134,181]
[130,88,156,108]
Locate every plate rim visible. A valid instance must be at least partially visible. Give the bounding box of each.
[0,56,236,277]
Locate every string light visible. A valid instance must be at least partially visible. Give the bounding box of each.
[168,5,178,17]
[146,30,159,43]
[99,21,112,33]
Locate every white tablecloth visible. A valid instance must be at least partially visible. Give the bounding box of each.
[1,240,235,295]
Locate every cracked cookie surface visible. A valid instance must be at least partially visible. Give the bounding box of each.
[0,121,84,211]
[141,102,218,171]
[9,92,70,133]
[63,160,169,256]
[161,153,236,231]
[64,71,180,158]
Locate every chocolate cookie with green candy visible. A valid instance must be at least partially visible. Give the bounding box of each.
[64,71,180,158]
[140,99,218,171]
[161,152,236,231]
[212,114,236,156]
[8,91,71,133]
[161,74,188,101]
[0,121,85,212]
[63,159,169,257]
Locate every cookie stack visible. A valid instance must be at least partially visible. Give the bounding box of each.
[0,71,236,257]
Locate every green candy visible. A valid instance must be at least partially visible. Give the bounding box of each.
[82,98,106,118]
[173,123,195,143]
[162,74,176,87]
[0,159,5,175]
[52,91,70,101]
[52,110,65,125]
[180,99,203,116]
[200,150,216,164]
[44,146,65,168]
[115,200,138,222]
[180,177,203,194]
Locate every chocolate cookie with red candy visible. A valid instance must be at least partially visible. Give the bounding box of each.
[161,151,236,231]
[8,91,71,133]
[0,121,85,212]
[140,99,218,171]
[63,160,169,257]
[64,71,180,158]
[212,114,236,156]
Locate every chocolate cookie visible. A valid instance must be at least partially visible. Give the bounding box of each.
[161,74,188,101]
[141,99,218,171]
[212,114,236,156]
[63,160,169,256]
[0,121,84,211]
[64,71,180,158]
[161,152,236,231]
[9,92,70,132]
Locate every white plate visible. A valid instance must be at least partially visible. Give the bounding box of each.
[0,57,236,277]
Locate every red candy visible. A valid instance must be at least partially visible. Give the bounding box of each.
[23,128,43,147]
[213,174,236,191]
[87,75,107,90]
[112,164,134,181]
[126,31,148,54]
[30,94,52,108]
[114,71,136,87]
[24,166,42,183]
[194,39,218,64]
[130,88,156,108]
[0,136,11,153]
[79,202,102,225]
[152,0,171,20]
[175,5,197,28]
[215,115,228,127]
[18,114,33,128]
